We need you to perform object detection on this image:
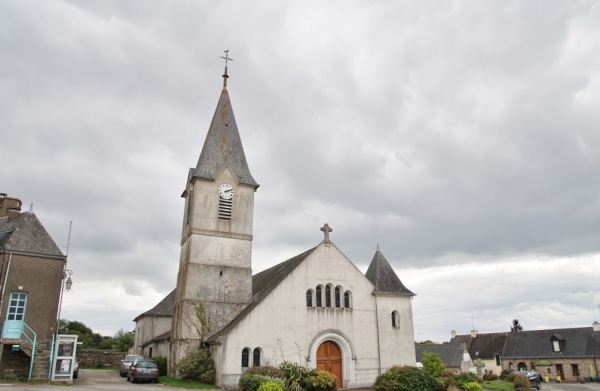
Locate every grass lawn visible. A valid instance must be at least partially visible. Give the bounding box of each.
[159,376,220,389]
[481,380,514,390]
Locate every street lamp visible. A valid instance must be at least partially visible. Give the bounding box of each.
[64,270,73,291]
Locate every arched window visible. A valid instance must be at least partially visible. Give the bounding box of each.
[335,287,341,308]
[344,291,352,308]
[306,290,313,307]
[517,362,527,371]
[392,311,400,328]
[241,348,250,368]
[316,286,322,307]
[325,285,332,307]
[253,348,261,367]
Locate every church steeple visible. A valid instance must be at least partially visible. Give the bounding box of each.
[171,56,258,376]
[365,247,415,296]
[190,52,258,188]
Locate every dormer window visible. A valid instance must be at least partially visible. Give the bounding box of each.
[551,334,565,352]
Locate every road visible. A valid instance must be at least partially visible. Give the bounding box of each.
[0,369,188,391]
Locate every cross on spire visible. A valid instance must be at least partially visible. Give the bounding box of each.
[320,223,333,246]
[220,49,234,88]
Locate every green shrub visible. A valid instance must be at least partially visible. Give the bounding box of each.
[279,361,312,391]
[482,372,498,381]
[257,380,284,391]
[512,374,530,391]
[463,381,482,391]
[499,369,511,380]
[176,347,215,383]
[373,366,443,391]
[302,369,337,391]
[453,371,477,389]
[422,352,446,378]
[504,373,516,383]
[239,374,270,391]
[153,356,168,376]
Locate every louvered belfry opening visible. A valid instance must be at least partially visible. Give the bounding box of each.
[218,198,233,220]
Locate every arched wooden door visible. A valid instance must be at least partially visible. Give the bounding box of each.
[316,341,342,388]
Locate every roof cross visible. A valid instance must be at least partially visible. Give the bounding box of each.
[320,223,333,246]
[220,49,234,88]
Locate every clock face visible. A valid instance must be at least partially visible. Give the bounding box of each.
[218,183,234,200]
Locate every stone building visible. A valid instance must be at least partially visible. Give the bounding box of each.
[134,66,417,388]
[450,323,600,382]
[0,193,66,379]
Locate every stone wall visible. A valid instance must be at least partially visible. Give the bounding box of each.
[503,357,600,382]
[77,350,125,369]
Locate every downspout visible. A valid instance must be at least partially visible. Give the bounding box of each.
[374,294,382,375]
[0,252,13,320]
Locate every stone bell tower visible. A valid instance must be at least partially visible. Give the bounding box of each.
[170,53,259,372]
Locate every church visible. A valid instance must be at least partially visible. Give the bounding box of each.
[133,59,417,389]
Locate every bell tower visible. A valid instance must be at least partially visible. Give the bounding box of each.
[170,53,259,371]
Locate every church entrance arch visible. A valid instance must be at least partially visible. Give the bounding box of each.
[308,331,354,388]
[317,341,342,387]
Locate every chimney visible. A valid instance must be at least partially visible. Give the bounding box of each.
[451,330,457,339]
[593,321,600,332]
[0,193,23,222]
[471,329,478,338]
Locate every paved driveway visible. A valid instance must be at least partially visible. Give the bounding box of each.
[539,383,600,391]
[0,369,185,391]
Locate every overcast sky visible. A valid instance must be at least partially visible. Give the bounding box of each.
[2,1,600,344]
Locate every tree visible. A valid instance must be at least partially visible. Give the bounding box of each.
[112,329,134,351]
[58,319,105,349]
[511,319,523,332]
[421,351,446,378]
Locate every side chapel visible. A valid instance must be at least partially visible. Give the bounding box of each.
[134,59,417,389]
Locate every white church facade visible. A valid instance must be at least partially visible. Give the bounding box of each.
[133,61,417,389]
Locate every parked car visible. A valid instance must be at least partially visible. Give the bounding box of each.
[73,359,79,379]
[514,370,541,390]
[127,359,159,383]
[119,355,144,377]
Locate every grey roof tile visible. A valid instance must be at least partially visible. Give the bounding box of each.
[415,344,466,368]
[365,249,414,296]
[133,289,176,321]
[0,212,64,258]
[503,327,600,358]
[191,88,258,187]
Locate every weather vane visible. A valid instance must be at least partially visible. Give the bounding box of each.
[220,49,234,67]
[220,49,234,88]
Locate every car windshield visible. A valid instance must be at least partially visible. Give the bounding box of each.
[136,361,157,368]
[125,356,143,362]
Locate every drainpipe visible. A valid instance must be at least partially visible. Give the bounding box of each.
[0,252,13,320]
[374,296,382,375]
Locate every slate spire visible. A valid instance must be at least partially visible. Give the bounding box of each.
[365,246,415,296]
[190,56,258,187]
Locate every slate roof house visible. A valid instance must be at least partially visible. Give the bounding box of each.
[450,323,600,382]
[133,64,418,389]
[415,343,472,373]
[0,193,66,380]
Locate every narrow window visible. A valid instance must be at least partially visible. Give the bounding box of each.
[391,311,400,328]
[316,286,322,307]
[344,291,352,308]
[149,348,153,358]
[495,355,500,366]
[306,290,313,307]
[517,362,527,371]
[335,287,341,308]
[241,348,249,368]
[253,348,261,367]
[325,285,332,307]
[186,192,192,225]
[508,362,513,370]
[571,364,579,377]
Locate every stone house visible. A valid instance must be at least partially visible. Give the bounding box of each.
[0,193,67,379]
[133,289,175,359]
[415,343,473,373]
[450,323,600,382]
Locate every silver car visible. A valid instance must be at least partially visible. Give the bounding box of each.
[119,355,143,377]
